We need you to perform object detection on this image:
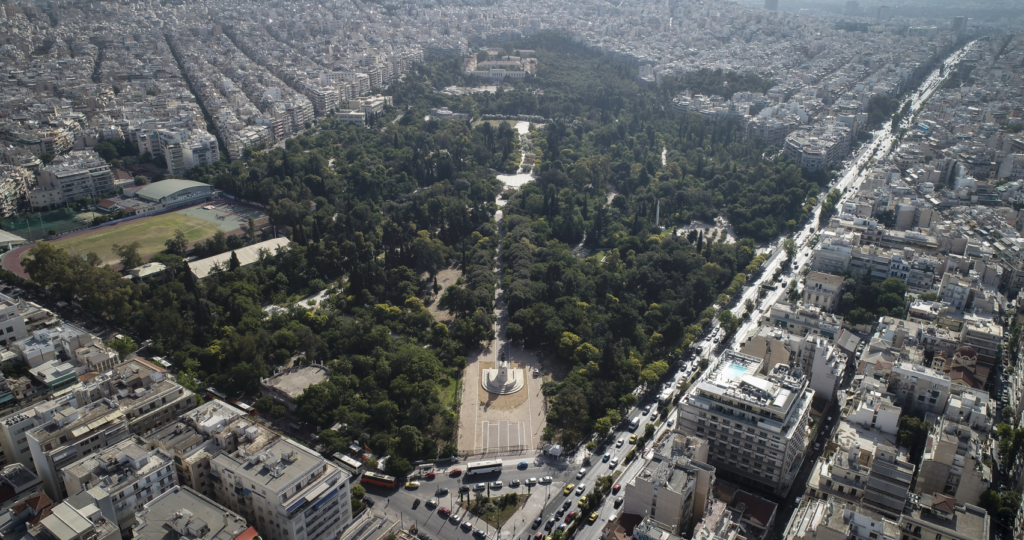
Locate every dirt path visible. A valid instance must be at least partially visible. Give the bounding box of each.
[425,266,462,325]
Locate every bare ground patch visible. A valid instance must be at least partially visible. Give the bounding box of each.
[425,265,462,325]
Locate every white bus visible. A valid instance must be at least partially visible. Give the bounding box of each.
[466,459,503,475]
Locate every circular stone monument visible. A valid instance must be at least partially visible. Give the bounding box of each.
[481,359,524,395]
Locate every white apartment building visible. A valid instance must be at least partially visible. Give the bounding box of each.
[28,150,114,210]
[62,437,178,531]
[810,341,846,404]
[784,498,898,540]
[784,121,851,172]
[0,397,78,470]
[27,398,130,501]
[158,129,220,176]
[677,351,813,496]
[889,362,951,416]
[0,297,29,346]
[210,438,352,540]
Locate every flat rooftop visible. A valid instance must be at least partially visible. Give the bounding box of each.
[134,486,250,540]
[261,365,329,400]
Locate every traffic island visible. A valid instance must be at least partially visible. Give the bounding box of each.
[458,492,531,529]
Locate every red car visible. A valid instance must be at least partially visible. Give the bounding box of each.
[439,508,451,517]
[565,512,576,523]
[612,484,621,494]
[449,469,462,477]
[425,471,436,480]
[534,534,543,540]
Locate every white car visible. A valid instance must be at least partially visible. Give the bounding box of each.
[616,438,624,448]
[527,478,538,486]
[576,468,587,479]
[576,483,587,495]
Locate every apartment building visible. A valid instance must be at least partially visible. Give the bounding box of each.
[61,437,178,531]
[784,121,851,172]
[766,302,844,341]
[889,362,951,416]
[802,272,844,312]
[809,341,846,404]
[622,433,715,537]
[26,399,130,501]
[677,351,812,496]
[784,498,898,540]
[915,417,989,504]
[0,297,29,346]
[145,400,278,499]
[959,313,1002,363]
[0,463,44,512]
[18,489,121,540]
[210,438,351,540]
[898,494,988,540]
[158,129,220,175]
[937,273,973,311]
[0,165,31,219]
[133,485,255,540]
[0,396,78,470]
[27,150,114,210]
[75,360,197,435]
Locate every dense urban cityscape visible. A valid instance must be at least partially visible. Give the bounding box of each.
[0,3,1023,540]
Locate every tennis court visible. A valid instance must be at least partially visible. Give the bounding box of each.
[0,208,91,242]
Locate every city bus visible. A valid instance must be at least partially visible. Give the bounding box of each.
[361,471,397,488]
[465,459,503,475]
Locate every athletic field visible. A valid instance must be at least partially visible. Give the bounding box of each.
[50,202,264,268]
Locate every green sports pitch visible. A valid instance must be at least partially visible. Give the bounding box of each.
[53,212,223,267]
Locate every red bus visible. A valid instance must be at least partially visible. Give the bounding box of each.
[361,471,397,488]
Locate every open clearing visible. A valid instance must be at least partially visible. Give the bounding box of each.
[54,212,222,267]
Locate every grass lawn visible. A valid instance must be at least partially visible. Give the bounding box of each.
[459,493,530,529]
[440,377,461,411]
[54,212,222,267]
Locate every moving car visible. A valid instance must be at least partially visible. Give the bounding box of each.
[612,484,621,494]
[602,453,610,462]
[565,512,576,523]
[616,439,624,448]
[426,500,437,509]
[578,496,588,507]
[518,461,529,470]
[614,496,623,508]
[576,484,586,495]
[533,518,542,529]
[588,512,599,524]
[449,469,462,477]
[629,435,638,444]
[576,468,587,479]
[405,481,420,489]
[439,508,451,517]
[563,484,575,495]
[413,499,421,509]
[435,487,448,496]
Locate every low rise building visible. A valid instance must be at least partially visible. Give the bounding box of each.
[783,498,898,540]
